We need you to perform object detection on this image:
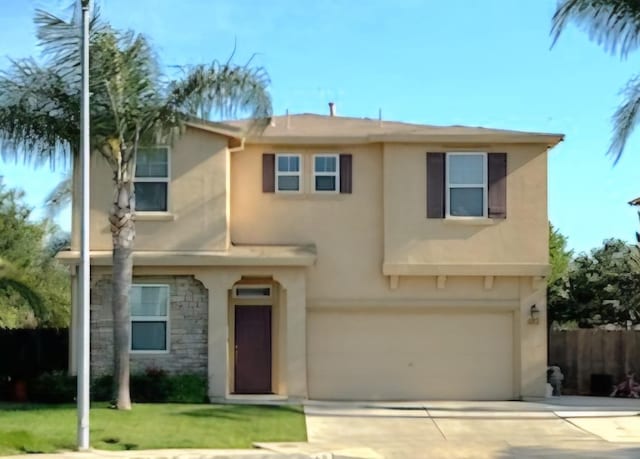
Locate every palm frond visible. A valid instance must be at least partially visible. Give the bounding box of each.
[166,59,272,131]
[0,59,76,168]
[34,5,105,84]
[609,75,640,163]
[551,0,640,59]
[0,258,44,316]
[44,175,72,217]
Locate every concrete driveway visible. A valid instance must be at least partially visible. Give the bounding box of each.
[259,397,640,458]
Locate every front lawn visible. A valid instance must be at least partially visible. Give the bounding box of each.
[0,403,306,455]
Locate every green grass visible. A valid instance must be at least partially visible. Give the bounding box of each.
[0,403,306,455]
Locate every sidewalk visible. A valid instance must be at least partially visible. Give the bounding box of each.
[0,449,314,459]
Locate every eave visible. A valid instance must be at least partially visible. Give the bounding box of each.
[56,244,317,267]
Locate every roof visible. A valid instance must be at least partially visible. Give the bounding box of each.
[225,113,565,146]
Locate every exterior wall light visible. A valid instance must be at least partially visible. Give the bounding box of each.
[528,304,540,324]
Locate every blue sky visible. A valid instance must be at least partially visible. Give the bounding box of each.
[0,0,638,254]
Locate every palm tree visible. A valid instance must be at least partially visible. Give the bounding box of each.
[552,0,640,163]
[0,4,271,409]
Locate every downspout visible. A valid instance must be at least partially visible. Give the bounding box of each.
[226,137,245,250]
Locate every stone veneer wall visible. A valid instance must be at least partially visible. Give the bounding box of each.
[90,275,208,376]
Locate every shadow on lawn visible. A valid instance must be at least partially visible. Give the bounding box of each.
[0,402,73,411]
[177,404,303,419]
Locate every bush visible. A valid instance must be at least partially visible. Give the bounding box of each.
[91,370,207,404]
[28,371,76,403]
[167,374,207,403]
[91,374,114,402]
[130,367,171,403]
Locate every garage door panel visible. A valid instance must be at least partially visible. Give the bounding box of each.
[308,310,513,400]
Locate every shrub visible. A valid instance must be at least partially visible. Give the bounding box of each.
[91,374,114,402]
[28,371,76,403]
[130,367,171,403]
[167,374,207,403]
[90,370,207,403]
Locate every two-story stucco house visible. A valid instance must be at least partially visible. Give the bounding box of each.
[60,109,563,401]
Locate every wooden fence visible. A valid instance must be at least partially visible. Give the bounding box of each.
[549,330,640,395]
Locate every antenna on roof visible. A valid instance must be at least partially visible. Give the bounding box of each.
[378,108,383,127]
[286,109,291,129]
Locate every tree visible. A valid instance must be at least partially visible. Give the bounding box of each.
[0,4,272,409]
[0,181,70,329]
[552,0,640,163]
[548,224,573,325]
[550,238,640,328]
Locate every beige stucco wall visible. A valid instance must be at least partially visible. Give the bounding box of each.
[230,142,549,298]
[230,141,550,400]
[231,144,384,299]
[86,127,230,252]
[383,143,549,268]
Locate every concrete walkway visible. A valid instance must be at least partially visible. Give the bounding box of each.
[259,397,640,458]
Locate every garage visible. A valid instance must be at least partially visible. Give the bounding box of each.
[307,310,515,400]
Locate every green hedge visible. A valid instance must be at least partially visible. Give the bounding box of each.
[24,369,207,404]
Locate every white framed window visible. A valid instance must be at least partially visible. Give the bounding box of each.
[313,154,339,193]
[232,285,272,298]
[275,154,302,192]
[446,152,487,218]
[135,146,170,211]
[130,284,170,353]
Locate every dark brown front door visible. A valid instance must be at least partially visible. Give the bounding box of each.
[234,305,272,394]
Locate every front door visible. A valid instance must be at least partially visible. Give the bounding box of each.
[234,305,272,394]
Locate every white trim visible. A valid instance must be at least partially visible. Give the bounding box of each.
[134,146,171,212]
[445,152,487,219]
[275,153,302,193]
[312,153,340,193]
[232,284,272,299]
[130,283,170,354]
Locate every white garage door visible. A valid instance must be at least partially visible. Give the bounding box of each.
[308,310,514,400]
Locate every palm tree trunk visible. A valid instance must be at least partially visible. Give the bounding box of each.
[109,180,135,410]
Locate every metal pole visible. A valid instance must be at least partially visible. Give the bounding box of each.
[77,0,91,450]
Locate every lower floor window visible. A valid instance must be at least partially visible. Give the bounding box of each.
[130,284,169,351]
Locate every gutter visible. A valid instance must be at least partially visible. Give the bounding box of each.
[228,137,245,153]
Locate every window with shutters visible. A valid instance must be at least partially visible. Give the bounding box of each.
[313,154,339,192]
[275,154,302,192]
[446,152,487,218]
[427,152,505,220]
[134,147,170,212]
[130,284,170,353]
[263,152,352,194]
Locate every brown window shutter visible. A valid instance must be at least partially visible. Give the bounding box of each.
[426,152,445,218]
[262,153,275,193]
[488,153,507,219]
[340,154,352,194]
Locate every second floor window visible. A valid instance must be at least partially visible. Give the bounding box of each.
[446,153,487,218]
[313,154,339,192]
[276,154,301,192]
[135,147,169,212]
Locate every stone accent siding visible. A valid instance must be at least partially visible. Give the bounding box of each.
[90,275,208,376]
